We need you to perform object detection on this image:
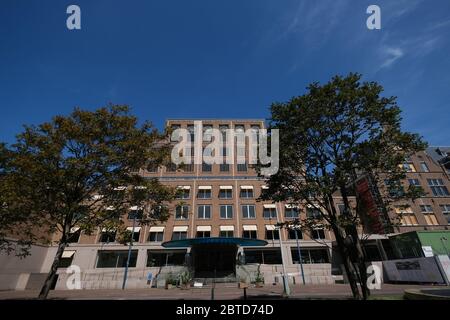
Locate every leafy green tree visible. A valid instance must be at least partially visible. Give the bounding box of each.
[260,73,426,299]
[0,106,177,299]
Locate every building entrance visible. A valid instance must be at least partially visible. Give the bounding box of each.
[192,244,237,278]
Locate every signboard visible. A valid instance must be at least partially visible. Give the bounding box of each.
[355,176,385,234]
[422,246,434,257]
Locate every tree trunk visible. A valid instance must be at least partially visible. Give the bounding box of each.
[331,224,362,299]
[38,240,66,299]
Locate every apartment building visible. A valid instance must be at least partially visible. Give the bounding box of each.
[1,120,449,290]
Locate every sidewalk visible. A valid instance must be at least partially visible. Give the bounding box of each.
[0,284,444,300]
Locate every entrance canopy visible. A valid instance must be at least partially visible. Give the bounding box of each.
[162,237,268,248]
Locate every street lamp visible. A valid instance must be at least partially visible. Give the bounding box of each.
[292,226,306,285]
[270,211,290,297]
[122,211,137,290]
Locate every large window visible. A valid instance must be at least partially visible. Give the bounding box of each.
[408,179,421,187]
[171,231,187,240]
[196,231,210,238]
[241,205,256,219]
[420,205,439,225]
[244,249,282,264]
[420,162,430,172]
[176,188,190,199]
[402,162,416,172]
[306,207,321,219]
[67,229,81,243]
[220,205,233,219]
[147,250,186,267]
[265,229,280,240]
[96,250,137,268]
[285,207,299,219]
[219,230,234,237]
[291,248,330,264]
[175,205,189,220]
[198,188,212,199]
[99,230,116,243]
[263,207,277,219]
[311,228,325,239]
[148,231,164,242]
[288,229,302,240]
[202,163,212,172]
[440,205,450,224]
[395,207,418,225]
[58,251,75,268]
[240,187,254,199]
[428,179,449,197]
[197,205,211,219]
[220,164,230,172]
[219,188,233,199]
[237,163,248,172]
[242,230,257,239]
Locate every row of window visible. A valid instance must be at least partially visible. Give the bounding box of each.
[174,204,321,220]
[386,178,449,197]
[97,227,325,243]
[402,161,431,173]
[82,247,329,268]
[176,186,257,200]
[164,163,249,173]
[396,204,450,225]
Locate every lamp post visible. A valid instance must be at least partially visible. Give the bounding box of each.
[270,212,290,297]
[293,227,306,285]
[122,212,137,290]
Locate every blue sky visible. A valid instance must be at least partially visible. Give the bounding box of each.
[1,0,449,145]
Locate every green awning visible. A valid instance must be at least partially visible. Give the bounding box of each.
[161,237,268,248]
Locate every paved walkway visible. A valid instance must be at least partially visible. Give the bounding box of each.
[0,284,446,300]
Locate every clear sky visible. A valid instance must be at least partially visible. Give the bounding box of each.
[1,0,449,145]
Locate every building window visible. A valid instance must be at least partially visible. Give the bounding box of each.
[220,205,233,219]
[219,230,234,237]
[128,209,143,220]
[202,163,212,172]
[99,230,116,243]
[420,205,439,225]
[265,229,280,240]
[148,231,164,242]
[187,125,195,142]
[219,188,233,199]
[337,204,346,215]
[440,205,450,224]
[183,164,194,172]
[408,179,421,187]
[197,205,211,219]
[384,179,405,197]
[198,188,212,199]
[244,249,282,264]
[420,162,430,172]
[67,229,81,243]
[196,231,211,238]
[241,205,256,219]
[306,207,321,219]
[237,163,248,172]
[242,230,257,239]
[58,251,75,268]
[171,231,187,240]
[127,228,140,242]
[285,207,299,219]
[175,205,189,220]
[176,188,190,199]
[240,187,254,198]
[170,124,181,142]
[96,250,137,268]
[219,125,229,140]
[427,179,450,197]
[263,207,277,219]
[291,248,329,264]
[402,162,416,172]
[311,228,325,240]
[203,125,213,142]
[288,229,302,240]
[220,164,230,172]
[147,250,186,267]
[395,207,418,225]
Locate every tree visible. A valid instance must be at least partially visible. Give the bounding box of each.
[0,105,177,299]
[260,73,426,299]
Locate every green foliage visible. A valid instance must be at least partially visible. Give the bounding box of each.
[178,270,192,285]
[254,264,264,283]
[0,105,177,298]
